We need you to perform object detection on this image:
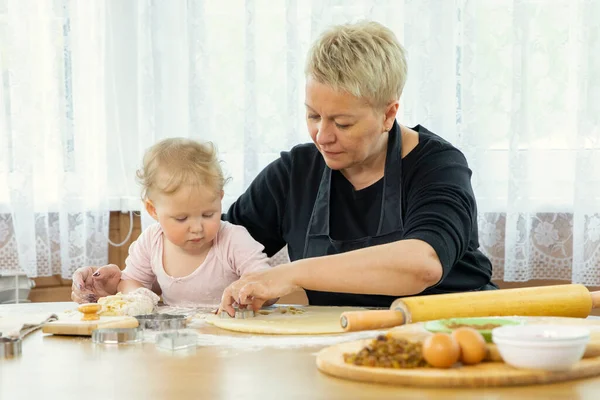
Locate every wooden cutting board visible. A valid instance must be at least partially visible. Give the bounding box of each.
[42,315,139,336]
[316,317,600,388]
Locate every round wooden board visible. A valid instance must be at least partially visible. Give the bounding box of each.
[316,317,600,388]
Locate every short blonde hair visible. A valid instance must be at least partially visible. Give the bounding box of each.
[305,20,408,109]
[136,137,227,200]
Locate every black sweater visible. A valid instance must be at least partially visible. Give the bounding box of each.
[224,124,495,307]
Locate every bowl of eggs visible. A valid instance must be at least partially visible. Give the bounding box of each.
[492,325,590,371]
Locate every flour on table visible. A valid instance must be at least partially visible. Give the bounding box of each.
[156,304,218,316]
[139,322,388,352]
[193,330,389,351]
[138,305,390,351]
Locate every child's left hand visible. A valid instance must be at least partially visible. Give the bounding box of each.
[219,265,300,317]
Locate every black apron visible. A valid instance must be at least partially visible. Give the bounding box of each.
[302,126,405,307]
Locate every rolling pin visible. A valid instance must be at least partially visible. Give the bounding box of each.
[340,284,600,332]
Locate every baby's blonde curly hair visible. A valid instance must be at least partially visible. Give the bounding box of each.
[137,137,228,200]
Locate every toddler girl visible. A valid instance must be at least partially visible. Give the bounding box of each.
[115,137,273,306]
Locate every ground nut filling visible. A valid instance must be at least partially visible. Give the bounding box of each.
[343,334,427,368]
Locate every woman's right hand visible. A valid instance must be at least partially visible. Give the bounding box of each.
[70,264,122,304]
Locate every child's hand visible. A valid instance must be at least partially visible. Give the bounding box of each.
[219,265,300,317]
[71,264,122,303]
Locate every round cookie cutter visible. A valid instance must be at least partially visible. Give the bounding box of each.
[219,308,255,319]
[134,314,187,331]
[92,328,143,345]
[0,337,22,358]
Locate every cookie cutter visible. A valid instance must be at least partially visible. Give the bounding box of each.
[0,337,22,358]
[219,307,255,319]
[92,328,143,345]
[155,331,197,351]
[134,314,187,331]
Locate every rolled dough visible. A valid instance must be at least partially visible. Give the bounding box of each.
[204,305,369,335]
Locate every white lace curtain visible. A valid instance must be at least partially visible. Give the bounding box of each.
[1,0,599,285]
[0,0,110,278]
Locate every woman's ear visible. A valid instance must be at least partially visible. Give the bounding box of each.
[144,199,159,221]
[383,101,400,131]
[220,190,224,200]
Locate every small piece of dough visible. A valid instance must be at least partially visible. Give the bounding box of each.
[205,306,367,335]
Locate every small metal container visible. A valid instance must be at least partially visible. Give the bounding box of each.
[92,328,143,345]
[156,331,197,351]
[134,314,187,331]
[0,337,22,358]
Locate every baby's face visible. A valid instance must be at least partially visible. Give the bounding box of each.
[150,185,223,254]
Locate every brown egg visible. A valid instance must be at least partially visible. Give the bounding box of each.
[451,327,488,365]
[422,333,460,368]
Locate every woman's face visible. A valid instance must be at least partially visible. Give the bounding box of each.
[304,77,398,171]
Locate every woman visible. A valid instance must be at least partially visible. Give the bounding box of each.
[72,20,496,312]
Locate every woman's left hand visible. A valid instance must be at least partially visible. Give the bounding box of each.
[219,264,301,317]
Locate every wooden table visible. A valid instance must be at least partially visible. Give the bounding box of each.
[2,302,600,400]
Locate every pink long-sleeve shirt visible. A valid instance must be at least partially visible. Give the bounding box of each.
[121,221,271,306]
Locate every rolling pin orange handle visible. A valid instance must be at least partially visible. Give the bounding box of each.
[340,309,406,332]
[591,291,600,309]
